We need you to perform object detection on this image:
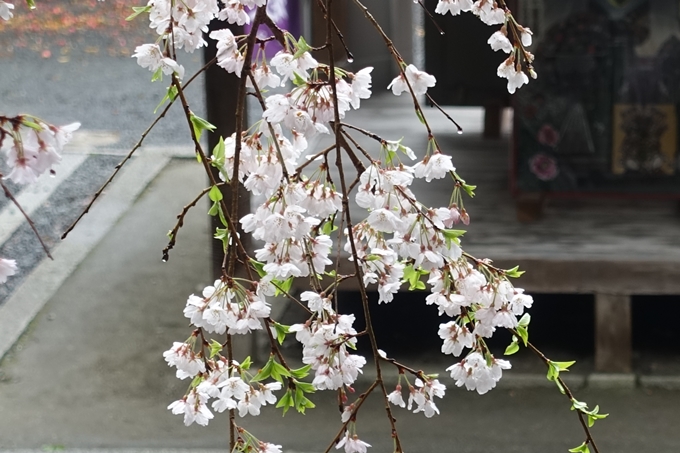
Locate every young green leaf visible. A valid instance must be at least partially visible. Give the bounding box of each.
[209,339,222,358]
[190,113,216,141]
[251,357,275,382]
[568,442,590,453]
[290,365,312,379]
[126,5,151,21]
[516,325,529,346]
[504,265,525,278]
[504,339,520,356]
[208,185,223,202]
[212,136,226,167]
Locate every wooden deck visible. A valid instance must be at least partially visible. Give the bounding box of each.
[287,93,680,372]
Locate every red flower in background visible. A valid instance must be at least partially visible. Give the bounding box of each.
[529,153,559,181]
[537,124,559,147]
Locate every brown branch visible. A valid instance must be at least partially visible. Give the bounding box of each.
[523,338,602,453]
[61,56,217,240]
[0,180,52,259]
[162,184,218,261]
[322,380,379,453]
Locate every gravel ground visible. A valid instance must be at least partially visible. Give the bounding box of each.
[0,53,206,149]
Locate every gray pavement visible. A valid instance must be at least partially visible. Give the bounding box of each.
[0,159,677,451]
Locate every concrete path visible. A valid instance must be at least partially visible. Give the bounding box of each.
[0,159,677,452]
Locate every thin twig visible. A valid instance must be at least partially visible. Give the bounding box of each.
[523,339,602,453]
[61,56,217,240]
[162,184,217,261]
[0,180,52,259]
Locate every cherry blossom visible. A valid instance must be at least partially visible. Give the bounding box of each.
[0,258,17,284]
[336,431,371,453]
[388,64,436,96]
[0,1,13,20]
[132,44,185,80]
[435,0,473,16]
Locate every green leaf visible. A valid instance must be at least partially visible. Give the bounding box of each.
[272,322,290,345]
[272,361,292,378]
[216,203,228,227]
[276,389,294,415]
[571,399,588,411]
[208,201,219,216]
[24,0,35,9]
[151,67,163,82]
[274,277,294,296]
[294,380,316,393]
[462,183,476,197]
[294,386,315,413]
[154,85,178,114]
[402,264,428,290]
[292,72,307,87]
[516,325,529,346]
[415,108,426,125]
[293,36,311,57]
[442,229,466,239]
[209,339,222,358]
[209,185,223,202]
[212,137,226,167]
[126,5,151,20]
[504,340,520,356]
[249,259,266,277]
[251,357,274,382]
[518,313,531,328]
[290,364,311,379]
[214,228,229,251]
[190,113,216,141]
[568,442,590,453]
[504,265,525,278]
[240,356,252,370]
[441,229,466,247]
[553,361,576,371]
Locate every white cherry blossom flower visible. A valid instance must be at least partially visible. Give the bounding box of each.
[349,67,373,109]
[336,431,371,453]
[0,1,14,21]
[387,386,406,407]
[497,56,529,94]
[488,30,512,53]
[435,0,473,15]
[168,390,214,426]
[387,64,436,96]
[132,43,185,80]
[413,152,455,182]
[438,322,475,356]
[0,258,17,283]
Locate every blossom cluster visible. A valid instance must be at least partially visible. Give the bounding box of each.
[435,0,536,93]
[165,353,282,426]
[290,291,366,390]
[184,279,271,336]
[133,0,541,443]
[0,116,80,284]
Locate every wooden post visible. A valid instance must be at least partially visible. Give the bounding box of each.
[483,104,502,139]
[203,22,250,279]
[515,192,544,223]
[594,293,632,373]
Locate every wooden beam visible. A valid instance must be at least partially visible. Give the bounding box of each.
[594,293,632,373]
